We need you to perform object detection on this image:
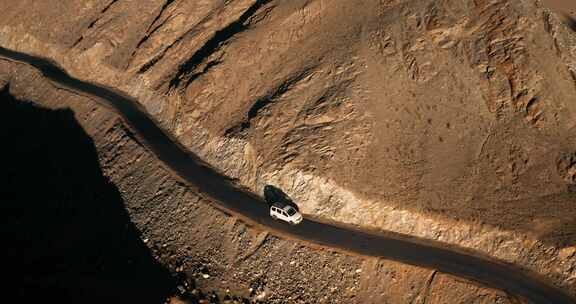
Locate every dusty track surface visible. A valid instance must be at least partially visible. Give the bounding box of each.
[1,46,574,304]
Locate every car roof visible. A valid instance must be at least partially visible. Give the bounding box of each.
[272,201,288,208]
[272,203,297,212]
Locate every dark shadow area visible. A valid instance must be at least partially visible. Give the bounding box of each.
[0,86,176,303]
[562,13,576,32]
[167,0,273,89]
[263,185,299,211]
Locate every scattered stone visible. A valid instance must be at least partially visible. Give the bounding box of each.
[560,247,576,260]
[177,285,186,294]
[255,290,268,301]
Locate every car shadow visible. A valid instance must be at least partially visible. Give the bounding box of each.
[263,185,300,212]
[561,13,576,32]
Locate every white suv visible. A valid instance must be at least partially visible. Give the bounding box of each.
[270,202,303,225]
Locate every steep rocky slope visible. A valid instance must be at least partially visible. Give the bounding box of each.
[1,0,575,301]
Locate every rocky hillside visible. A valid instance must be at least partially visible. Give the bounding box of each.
[1,0,575,302]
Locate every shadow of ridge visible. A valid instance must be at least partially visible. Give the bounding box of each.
[0,86,176,303]
[263,185,300,211]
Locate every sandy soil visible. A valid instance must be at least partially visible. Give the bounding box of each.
[543,0,576,13]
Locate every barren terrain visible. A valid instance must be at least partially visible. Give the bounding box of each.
[1,0,576,303]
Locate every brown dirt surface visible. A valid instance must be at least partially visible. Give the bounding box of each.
[1,0,576,302]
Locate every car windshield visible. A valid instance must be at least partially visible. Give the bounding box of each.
[286,207,296,216]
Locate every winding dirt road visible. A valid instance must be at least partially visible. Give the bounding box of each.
[1,46,574,304]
